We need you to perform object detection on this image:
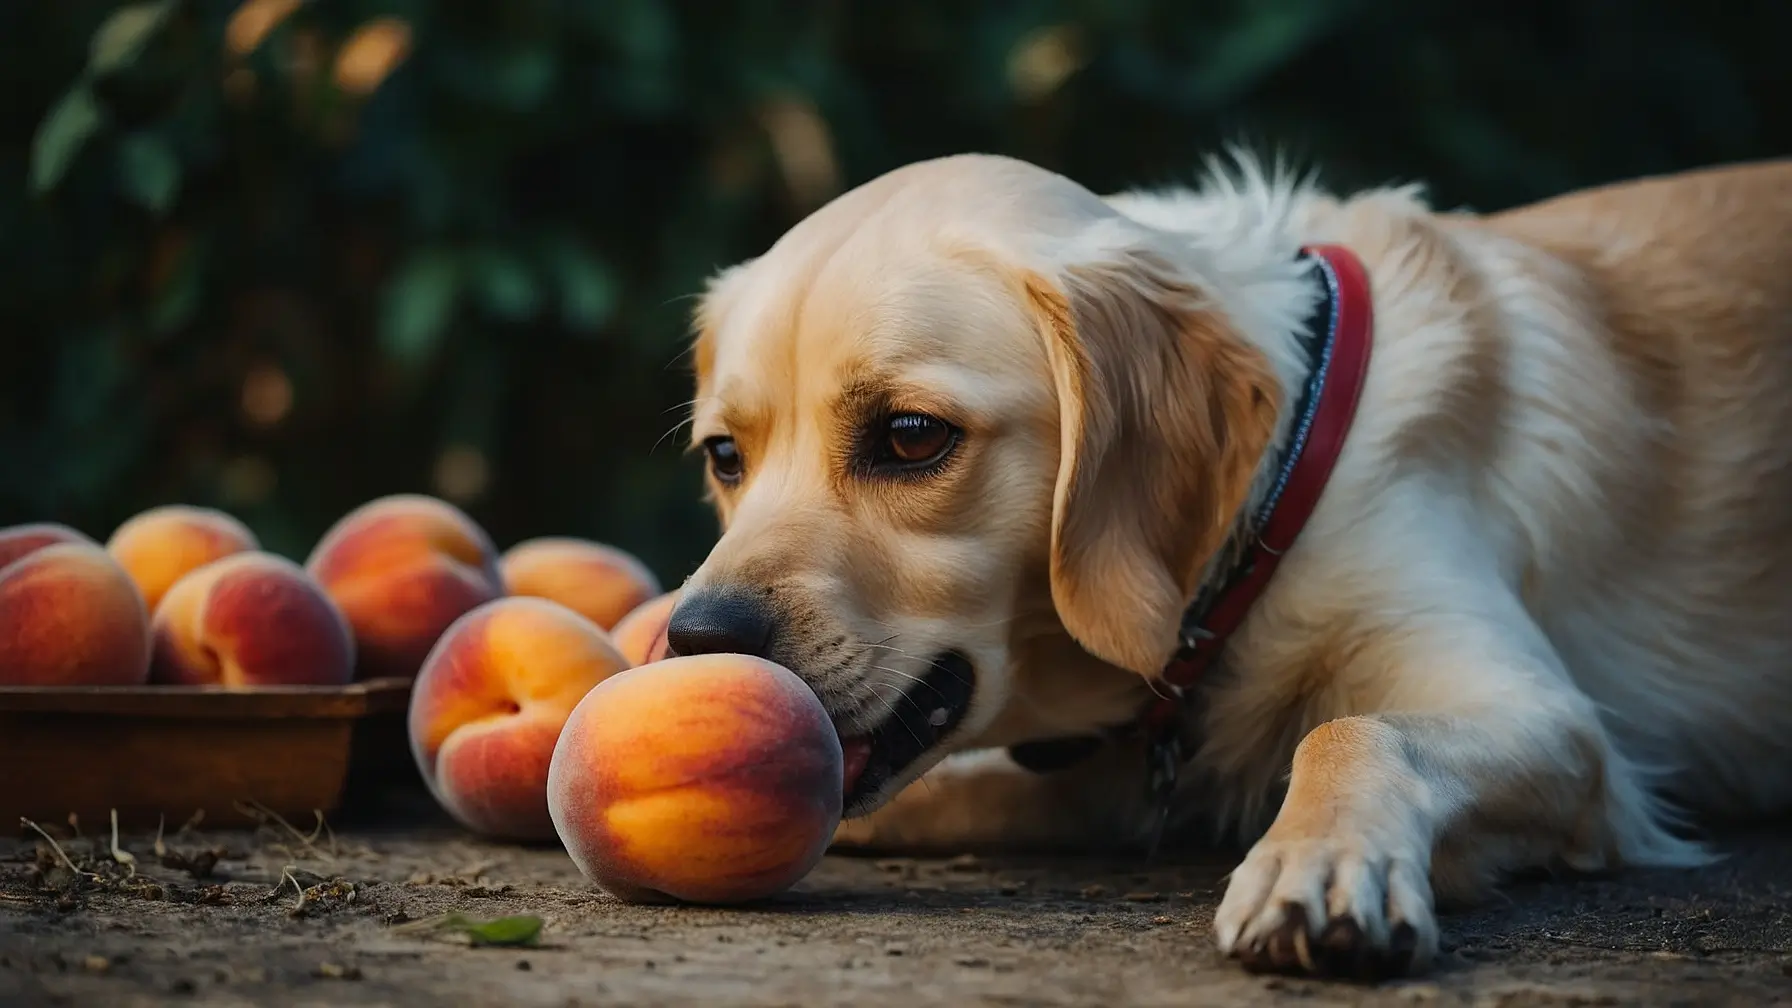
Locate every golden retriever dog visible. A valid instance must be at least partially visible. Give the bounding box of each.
[665,151,1792,980]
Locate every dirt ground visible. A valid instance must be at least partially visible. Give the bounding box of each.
[3,788,1791,1008]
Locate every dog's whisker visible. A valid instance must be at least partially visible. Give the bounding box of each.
[840,639,908,659]
[869,663,951,701]
[865,681,938,771]
[651,416,697,454]
[660,396,709,416]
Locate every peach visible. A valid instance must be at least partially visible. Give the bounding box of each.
[149,552,354,687]
[499,537,661,631]
[410,597,631,840]
[546,653,843,904]
[0,522,96,570]
[0,542,151,686]
[106,505,259,614]
[305,494,503,680]
[608,590,678,666]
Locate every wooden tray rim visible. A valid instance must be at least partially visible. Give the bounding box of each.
[0,677,413,718]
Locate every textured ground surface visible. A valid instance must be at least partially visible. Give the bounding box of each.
[3,798,1791,1008]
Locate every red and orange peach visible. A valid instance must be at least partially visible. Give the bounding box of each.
[499,537,661,631]
[306,494,503,680]
[0,522,95,570]
[106,505,259,614]
[150,552,354,688]
[608,590,678,666]
[409,597,631,840]
[546,653,843,904]
[0,542,152,686]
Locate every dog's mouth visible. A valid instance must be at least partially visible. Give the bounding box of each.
[838,651,974,815]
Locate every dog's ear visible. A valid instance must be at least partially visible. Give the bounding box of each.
[1022,248,1281,676]
[690,260,755,395]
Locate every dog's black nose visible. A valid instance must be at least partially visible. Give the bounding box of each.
[664,588,776,659]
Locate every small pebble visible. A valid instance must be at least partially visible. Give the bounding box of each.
[516,960,532,971]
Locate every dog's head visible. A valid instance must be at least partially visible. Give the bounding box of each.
[673,154,1291,814]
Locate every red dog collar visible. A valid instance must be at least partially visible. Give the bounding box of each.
[1133,243,1375,849]
[1146,243,1375,723]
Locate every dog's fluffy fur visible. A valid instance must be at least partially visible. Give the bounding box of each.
[682,152,1792,977]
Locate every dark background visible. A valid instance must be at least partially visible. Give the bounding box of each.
[4,0,1788,585]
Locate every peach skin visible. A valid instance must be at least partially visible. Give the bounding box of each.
[410,597,631,840]
[305,494,503,680]
[106,505,259,614]
[0,542,152,686]
[150,552,355,687]
[0,522,96,570]
[499,537,662,631]
[609,590,678,666]
[546,653,844,904]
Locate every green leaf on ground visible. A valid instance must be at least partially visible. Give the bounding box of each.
[461,915,543,947]
[390,912,544,948]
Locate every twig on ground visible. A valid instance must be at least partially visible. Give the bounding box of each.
[315,811,339,858]
[19,818,97,882]
[234,801,335,862]
[108,810,137,877]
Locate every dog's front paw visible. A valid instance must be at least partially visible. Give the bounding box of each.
[1213,837,1438,981]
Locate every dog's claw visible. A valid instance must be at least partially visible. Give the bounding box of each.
[1215,839,1439,982]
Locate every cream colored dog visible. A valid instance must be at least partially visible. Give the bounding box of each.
[666,152,1792,980]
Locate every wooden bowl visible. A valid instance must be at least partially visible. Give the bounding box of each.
[0,679,412,831]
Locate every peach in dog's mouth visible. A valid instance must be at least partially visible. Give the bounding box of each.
[838,651,974,815]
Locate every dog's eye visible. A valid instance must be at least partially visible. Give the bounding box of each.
[703,436,743,484]
[881,413,957,468]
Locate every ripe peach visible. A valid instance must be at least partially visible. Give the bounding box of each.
[0,522,96,570]
[0,542,151,686]
[499,537,661,631]
[149,552,354,688]
[106,505,259,614]
[305,494,503,679]
[410,597,631,840]
[546,654,843,904]
[608,590,678,666]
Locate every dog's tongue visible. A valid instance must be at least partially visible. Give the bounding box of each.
[840,736,872,795]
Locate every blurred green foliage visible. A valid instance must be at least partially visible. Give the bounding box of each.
[3,0,1788,583]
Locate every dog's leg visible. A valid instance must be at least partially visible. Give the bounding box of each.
[1211,607,1708,981]
[831,740,1154,854]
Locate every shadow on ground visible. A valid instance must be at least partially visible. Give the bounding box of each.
[2,793,1789,1007]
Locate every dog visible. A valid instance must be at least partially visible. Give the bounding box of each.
[665,151,1792,980]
